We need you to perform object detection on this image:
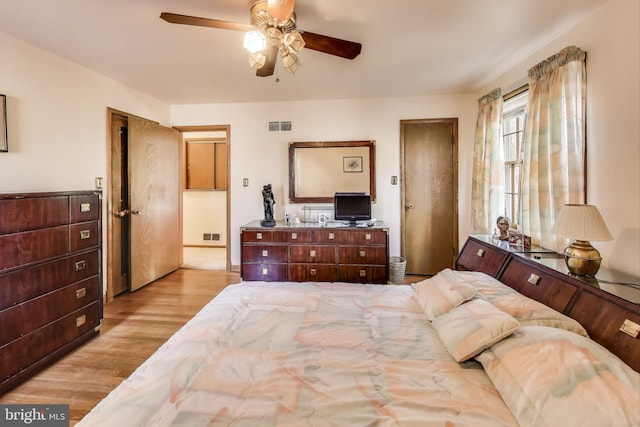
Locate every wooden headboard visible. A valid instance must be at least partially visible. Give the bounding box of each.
[457,235,640,372]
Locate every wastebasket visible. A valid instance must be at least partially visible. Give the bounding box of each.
[389,256,407,283]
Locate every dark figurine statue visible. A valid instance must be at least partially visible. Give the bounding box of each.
[261,184,276,227]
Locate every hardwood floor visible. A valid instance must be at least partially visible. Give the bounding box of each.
[0,269,241,426]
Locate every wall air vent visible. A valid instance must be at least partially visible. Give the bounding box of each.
[268,121,292,132]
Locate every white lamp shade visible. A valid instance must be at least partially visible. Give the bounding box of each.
[243,30,266,53]
[551,204,613,241]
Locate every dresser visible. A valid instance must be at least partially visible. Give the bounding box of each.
[0,191,102,394]
[241,221,389,284]
[456,235,640,371]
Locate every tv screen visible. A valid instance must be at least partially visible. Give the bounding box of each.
[334,193,371,224]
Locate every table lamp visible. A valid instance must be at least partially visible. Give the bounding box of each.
[551,204,613,276]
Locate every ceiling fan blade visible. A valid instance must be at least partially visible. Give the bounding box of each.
[300,31,362,60]
[160,12,252,32]
[256,45,278,77]
[267,0,296,22]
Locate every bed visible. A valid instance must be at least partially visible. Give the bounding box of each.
[77,266,639,427]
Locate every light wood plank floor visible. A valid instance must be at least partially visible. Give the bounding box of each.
[0,269,241,426]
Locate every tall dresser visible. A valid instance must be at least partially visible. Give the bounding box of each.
[0,191,102,394]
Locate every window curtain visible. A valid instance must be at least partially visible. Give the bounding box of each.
[521,46,586,248]
[471,88,504,233]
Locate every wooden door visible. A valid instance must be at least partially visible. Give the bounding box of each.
[128,117,181,291]
[401,118,458,276]
[110,114,129,296]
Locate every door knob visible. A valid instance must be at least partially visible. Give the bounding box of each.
[131,209,142,215]
[114,209,130,217]
[406,204,414,210]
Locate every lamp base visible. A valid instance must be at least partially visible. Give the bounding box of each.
[563,240,602,277]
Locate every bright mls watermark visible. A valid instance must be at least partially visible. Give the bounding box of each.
[0,405,69,427]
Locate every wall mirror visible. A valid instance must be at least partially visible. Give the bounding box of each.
[289,140,376,203]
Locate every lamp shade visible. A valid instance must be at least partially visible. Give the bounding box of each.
[551,204,613,241]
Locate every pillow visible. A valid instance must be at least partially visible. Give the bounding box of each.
[412,268,477,320]
[432,298,519,362]
[476,326,640,427]
[453,270,588,336]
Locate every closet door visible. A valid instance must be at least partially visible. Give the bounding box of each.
[129,117,180,291]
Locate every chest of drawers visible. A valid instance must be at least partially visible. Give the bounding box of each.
[0,191,102,393]
[241,222,389,284]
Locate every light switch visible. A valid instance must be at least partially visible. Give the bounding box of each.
[243,178,249,187]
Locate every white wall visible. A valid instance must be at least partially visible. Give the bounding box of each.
[172,96,477,268]
[0,32,171,193]
[477,0,640,276]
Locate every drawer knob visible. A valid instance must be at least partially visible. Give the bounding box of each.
[291,232,298,240]
[262,249,269,257]
[620,319,640,338]
[80,230,91,239]
[80,203,91,212]
[365,233,372,240]
[256,232,263,240]
[75,260,86,271]
[328,233,335,240]
[527,273,540,285]
[310,250,316,257]
[359,250,366,258]
[476,249,485,257]
[310,268,317,276]
[76,288,87,299]
[261,268,269,275]
[359,269,367,277]
[76,315,86,327]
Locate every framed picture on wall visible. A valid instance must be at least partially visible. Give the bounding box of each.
[0,94,7,152]
[343,156,363,173]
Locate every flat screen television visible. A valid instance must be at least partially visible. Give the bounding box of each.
[334,193,371,225]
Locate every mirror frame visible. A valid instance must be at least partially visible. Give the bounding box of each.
[289,140,376,203]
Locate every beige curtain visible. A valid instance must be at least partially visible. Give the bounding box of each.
[471,88,504,233]
[521,46,586,248]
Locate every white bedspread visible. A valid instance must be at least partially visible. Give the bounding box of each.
[78,281,519,426]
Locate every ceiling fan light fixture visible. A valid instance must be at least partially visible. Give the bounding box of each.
[281,51,300,74]
[243,30,267,53]
[282,30,305,53]
[248,51,267,69]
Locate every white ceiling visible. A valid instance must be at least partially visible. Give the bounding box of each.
[0,0,609,105]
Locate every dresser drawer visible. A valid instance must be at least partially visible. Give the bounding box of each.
[0,225,70,270]
[70,221,99,251]
[0,250,100,311]
[335,229,387,244]
[338,246,387,265]
[500,256,578,313]
[0,302,100,383]
[70,194,100,223]
[242,245,288,263]
[289,264,337,282]
[0,276,100,345]
[284,230,311,243]
[290,245,336,263]
[338,265,387,284]
[242,230,286,243]
[242,263,288,281]
[312,230,339,243]
[456,239,508,277]
[0,196,69,234]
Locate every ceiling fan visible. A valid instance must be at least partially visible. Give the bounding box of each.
[160,0,362,77]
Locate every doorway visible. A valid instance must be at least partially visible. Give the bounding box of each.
[106,110,181,299]
[400,118,458,276]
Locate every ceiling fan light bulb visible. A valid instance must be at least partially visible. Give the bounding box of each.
[243,30,266,53]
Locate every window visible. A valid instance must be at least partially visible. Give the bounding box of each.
[502,88,528,225]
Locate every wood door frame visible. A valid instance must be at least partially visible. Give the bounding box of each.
[174,124,231,272]
[399,118,459,271]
